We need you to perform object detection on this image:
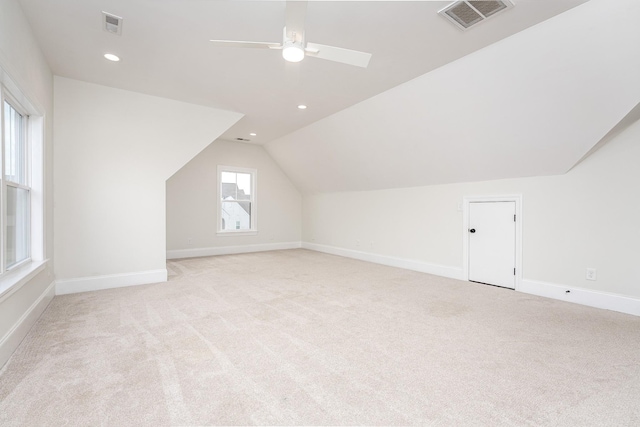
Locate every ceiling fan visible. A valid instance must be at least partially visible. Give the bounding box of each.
[209,0,372,68]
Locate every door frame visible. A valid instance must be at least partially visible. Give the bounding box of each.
[462,195,523,291]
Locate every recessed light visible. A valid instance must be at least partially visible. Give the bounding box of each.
[249,133,257,136]
[104,53,120,62]
[297,105,307,110]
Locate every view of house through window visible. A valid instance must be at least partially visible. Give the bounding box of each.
[218,166,256,233]
[2,99,31,269]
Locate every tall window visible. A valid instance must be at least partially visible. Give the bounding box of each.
[2,97,30,270]
[217,165,257,235]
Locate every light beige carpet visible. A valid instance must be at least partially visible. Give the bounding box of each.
[1,249,639,426]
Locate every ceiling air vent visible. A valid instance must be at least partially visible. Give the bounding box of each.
[102,11,123,35]
[439,1,514,31]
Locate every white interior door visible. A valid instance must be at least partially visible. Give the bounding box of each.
[468,201,516,289]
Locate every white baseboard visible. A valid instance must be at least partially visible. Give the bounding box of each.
[302,242,464,281]
[520,279,640,317]
[166,241,302,260]
[0,280,55,369]
[302,242,639,317]
[55,269,168,295]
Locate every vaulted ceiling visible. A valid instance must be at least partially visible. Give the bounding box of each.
[265,0,640,193]
[20,0,586,144]
[18,0,640,194]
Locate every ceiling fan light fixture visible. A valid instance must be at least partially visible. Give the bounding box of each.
[282,41,305,63]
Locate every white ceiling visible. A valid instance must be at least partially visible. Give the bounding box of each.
[265,0,640,193]
[19,0,588,145]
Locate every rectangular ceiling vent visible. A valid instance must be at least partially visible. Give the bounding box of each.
[439,1,514,31]
[102,11,123,36]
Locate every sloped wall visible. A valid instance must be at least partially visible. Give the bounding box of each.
[53,77,242,291]
[265,0,640,194]
[303,118,640,303]
[166,140,301,258]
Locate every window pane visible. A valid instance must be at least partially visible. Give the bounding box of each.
[221,171,236,185]
[236,173,251,196]
[4,101,27,185]
[6,186,30,267]
[221,200,251,230]
[221,171,237,201]
[221,172,251,201]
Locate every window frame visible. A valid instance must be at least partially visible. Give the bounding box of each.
[216,165,257,236]
[0,67,46,301]
[0,89,32,272]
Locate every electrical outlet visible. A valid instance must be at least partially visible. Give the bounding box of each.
[586,268,597,281]
[356,240,360,247]
[187,238,193,245]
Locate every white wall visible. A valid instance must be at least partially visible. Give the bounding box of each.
[166,140,301,257]
[54,77,242,291]
[303,118,640,303]
[0,0,54,366]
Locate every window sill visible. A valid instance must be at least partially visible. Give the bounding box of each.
[217,230,258,237]
[0,260,48,304]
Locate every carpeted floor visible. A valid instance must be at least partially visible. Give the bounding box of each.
[1,249,639,426]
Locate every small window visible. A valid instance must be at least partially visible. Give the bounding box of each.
[217,165,257,235]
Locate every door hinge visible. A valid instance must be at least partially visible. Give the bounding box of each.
[514,268,516,275]
[514,214,516,222]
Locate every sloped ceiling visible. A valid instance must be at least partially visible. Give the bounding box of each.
[18,0,586,144]
[265,0,640,194]
[570,101,640,171]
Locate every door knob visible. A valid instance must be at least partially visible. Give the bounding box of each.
[469,228,476,233]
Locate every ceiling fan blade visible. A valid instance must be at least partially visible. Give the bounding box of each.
[209,40,282,50]
[305,43,372,68]
[285,0,307,43]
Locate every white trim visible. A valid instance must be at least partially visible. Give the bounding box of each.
[462,194,523,290]
[303,242,464,280]
[167,241,302,260]
[55,269,168,295]
[0,279,55,369]
[520,279,640,317]
[0,259,46,303]
[29,113,45,263]
[215,230,258,237]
